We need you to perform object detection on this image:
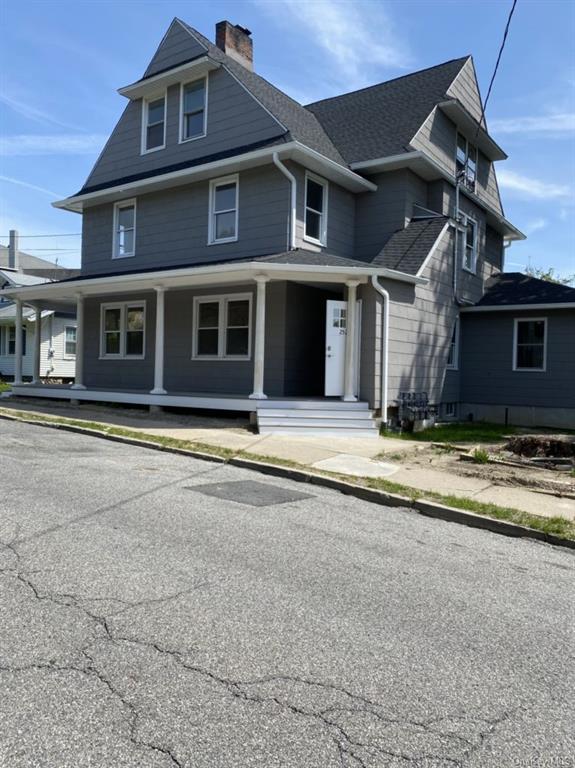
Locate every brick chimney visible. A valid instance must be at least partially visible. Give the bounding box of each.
[216,21,253,70]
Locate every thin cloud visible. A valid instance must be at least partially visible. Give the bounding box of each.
[254,0,411,92]
[490,113,575,136]
[0,92,83,132]
[0,134,107,156]
[524,218,547,235]
[0,174,62,198]
[497,170,571,200]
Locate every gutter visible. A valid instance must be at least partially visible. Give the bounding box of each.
[272,152,296,250]
[370,275,390,424]
[461,302,575,313]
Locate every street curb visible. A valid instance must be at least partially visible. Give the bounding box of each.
[2,411,574,551]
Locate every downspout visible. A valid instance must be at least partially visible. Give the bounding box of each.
[370,275,389,427]
[272,152,296,250]
[453,178,461,301]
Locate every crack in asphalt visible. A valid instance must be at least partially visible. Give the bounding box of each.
[0,532,518,768]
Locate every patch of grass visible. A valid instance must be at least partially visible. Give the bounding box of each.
[0,380,11,393]
[472,448,490,464]
[382,422,519,444]
[2,406,573,542]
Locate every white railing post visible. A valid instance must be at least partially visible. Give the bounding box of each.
[150,286,167,395]
[32,304,42,384]
[249,275,269,400]
[71,294,86,390]
[342,279,360,402]
[14,299,23,385]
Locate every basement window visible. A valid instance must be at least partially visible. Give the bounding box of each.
[304,172,328,246]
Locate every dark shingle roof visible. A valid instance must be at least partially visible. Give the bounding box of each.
[476,273,575,307]
[250,250,366,268]
[372,217,449,274]
[178,20,347,166]
[305,57,469,164]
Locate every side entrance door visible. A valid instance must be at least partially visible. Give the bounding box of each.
[324,300,361,397]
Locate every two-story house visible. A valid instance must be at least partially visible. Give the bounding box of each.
[4,18,574,433]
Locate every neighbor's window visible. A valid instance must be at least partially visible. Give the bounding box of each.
[101,303,145,358]
[193,294,251,359]
[305,173,327,245]
[113,200,136,259]
[181,78,206,141]
[444,402,457,418]
[64,326,77,356]
[457,215,478,273]
[143,95,166,152]
[446,319,459,369]
[514,318,546,371]
[209,176,238,244]
[456,132,477,191]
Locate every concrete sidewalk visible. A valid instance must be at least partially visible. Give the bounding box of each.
[1,397,573,521]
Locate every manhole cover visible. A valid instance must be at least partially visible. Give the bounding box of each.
[187,480,314,507]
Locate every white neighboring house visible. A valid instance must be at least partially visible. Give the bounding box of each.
[0,270,77,382]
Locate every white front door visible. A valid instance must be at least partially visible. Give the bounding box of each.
[324,300,361,396]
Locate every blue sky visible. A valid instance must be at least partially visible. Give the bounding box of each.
[1,0,574,276]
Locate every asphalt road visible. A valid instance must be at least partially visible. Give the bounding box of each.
[0,418,573,768]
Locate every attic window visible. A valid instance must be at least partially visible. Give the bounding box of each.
[456,132,477,192]
[142,95,166,153]
[180,78,207,142]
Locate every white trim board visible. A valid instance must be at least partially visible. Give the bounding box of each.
[512,317,547,373]
[461,303,575,312]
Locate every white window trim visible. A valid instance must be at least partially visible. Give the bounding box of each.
[1,324,25,357]
[192,293,252,361]
[208,174,239,245]
[455,131,477,193]
[446,318,460,370]
[100,301,146,360]
[112,199,137,259]
[304,171,328,246]
[513,317,547,373]
[178,76,208,144]
[141,91,166,155]
[63,325,77,359]
[459,214,478,274]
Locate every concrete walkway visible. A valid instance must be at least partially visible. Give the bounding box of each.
[1,397,573,521]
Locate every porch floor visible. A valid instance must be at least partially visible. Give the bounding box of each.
[9,383,371,413]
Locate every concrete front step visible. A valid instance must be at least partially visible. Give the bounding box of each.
[258,427,380,438]
[257,402,379,437]
[260,409,376,420]
[258,400,370,411]
[258,418,377,429]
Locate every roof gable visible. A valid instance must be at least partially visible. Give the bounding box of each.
[306,57,469,164]
[372,216,449,274]
[143,18,208,79]
[446,56,485,128]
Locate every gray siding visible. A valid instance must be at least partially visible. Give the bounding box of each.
[354,169,427,262]
[82,165,290,275]
[144,20,207,78]
[84,67,283,190]
[460,309,575,409]
[358,283,381,407]
[446,57,485,125]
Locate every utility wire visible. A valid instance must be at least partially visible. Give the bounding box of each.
[0,233,81,238]
[475,0,518,140]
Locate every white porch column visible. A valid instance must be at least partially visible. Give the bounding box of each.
[342,279,360,402]
[32,304,42,384]
[249,275,269,400]
[150,286,167,395]
[14,299,23,385]
[71,294,86,390]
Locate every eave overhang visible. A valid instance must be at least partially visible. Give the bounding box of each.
[118,57,221,100]
[53,141,376,213]
[0,260,426,305]
[351,151,525,242]
[461,302,575,312]
[436,99,507,161]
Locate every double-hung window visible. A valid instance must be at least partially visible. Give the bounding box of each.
[208,175,238,244]
[456,132,477,191]
[446,319,459,369]
[142,94,166,153]
[113,200,136,259]
[513,318,547,371]
[193,294,251,359]
[304,172,328,245]
[457,215,478,273]
[64,326,77,357]
[180,78,207,142]
[1,325,26,356]
[101,303,145,358]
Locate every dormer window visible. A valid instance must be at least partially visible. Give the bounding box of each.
[142,95,166,153]
[180,78,207,142]
[456,132,477,192]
